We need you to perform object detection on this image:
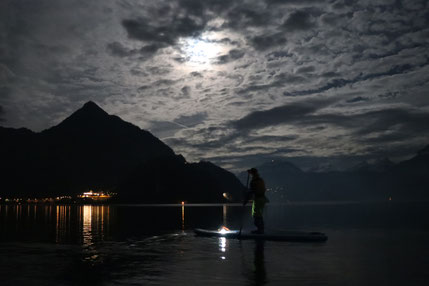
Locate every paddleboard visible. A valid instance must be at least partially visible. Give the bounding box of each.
[194,228,328,242]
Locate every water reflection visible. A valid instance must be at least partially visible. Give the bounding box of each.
[0,204,113,245]
[223,204,227,226]
[181,203,185,231]
[253,241,267,285]
[79,205,112,246]
[82,205,92,246]
[219,237,227,252]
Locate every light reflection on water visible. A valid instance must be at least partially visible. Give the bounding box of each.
[82,205,92,246]
[0,204,115,246]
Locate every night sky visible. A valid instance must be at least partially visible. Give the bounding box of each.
[1,0,429,171]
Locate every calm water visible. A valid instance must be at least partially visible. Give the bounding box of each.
[1,202,429,285]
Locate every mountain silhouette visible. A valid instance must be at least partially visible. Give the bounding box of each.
[0,101,244,202]
[348,158,395,173]
[239,147,429,202]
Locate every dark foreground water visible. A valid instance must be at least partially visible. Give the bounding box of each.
[1,202,429,285]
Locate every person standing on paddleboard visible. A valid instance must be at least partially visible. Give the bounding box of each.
[244,168,269,234]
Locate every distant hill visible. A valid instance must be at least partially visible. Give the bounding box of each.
[347,158,395,173]
[239,148,429,202]
[0,101,245,202]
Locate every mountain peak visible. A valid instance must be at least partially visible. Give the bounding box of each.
[67,101,109,121]
[43,101,110,133]
[80,101,108,115]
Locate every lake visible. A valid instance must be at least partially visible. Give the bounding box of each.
[0,202,428,285]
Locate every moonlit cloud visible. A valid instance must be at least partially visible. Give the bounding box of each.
[1,0,429,171]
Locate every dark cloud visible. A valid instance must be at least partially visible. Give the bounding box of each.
[282,10,316,31]
[153,79,177,86]
[122,15,205,47]
[246,135,298,144]
[274,72,306,84]
[266,0,325,5]
[215,49,245,64]
[296,66,316,73]
[174,112,207,127]
[346,96,370,103]
[180,86,191,97]
[248,33,287,51]
[351,109,429,138]
[266,50,293,60]
[224,6,274,29]
[377,91,399,99]
[283,60,429,97]
[231,98,333,130]
[106,42,134,57]
[230,101,429,158]
[137,85,150,92]
[237,72,305,95]
[189,71,203,78]
[209,37,240,46]
[146,66,171,75]
[320,13,341,26]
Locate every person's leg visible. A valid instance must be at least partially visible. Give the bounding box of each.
[252,198,265,233]
[253,216,264,233]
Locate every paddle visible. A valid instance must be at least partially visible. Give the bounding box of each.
[239,172,250,237]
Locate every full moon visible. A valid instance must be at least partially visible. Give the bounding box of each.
[179,36,224,69]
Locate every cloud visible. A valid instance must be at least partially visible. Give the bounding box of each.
[149,120,185,138]
[174,112,208,127]
[224,5,275,29]
[296,66,315,73]
[266,0,325,5]
[230,98,429,154]
[248,33,287,51]
[190,71,203,77]
[215,49,245,64]
[283,60,429,97]
[122,16,205,46]
[346,96,370,103]
[107,42,135,57]
[282,10,316,32]
[231,97,334,131]
[180,86,191,98]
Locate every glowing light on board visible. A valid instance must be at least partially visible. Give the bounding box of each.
[218,226,230,234]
